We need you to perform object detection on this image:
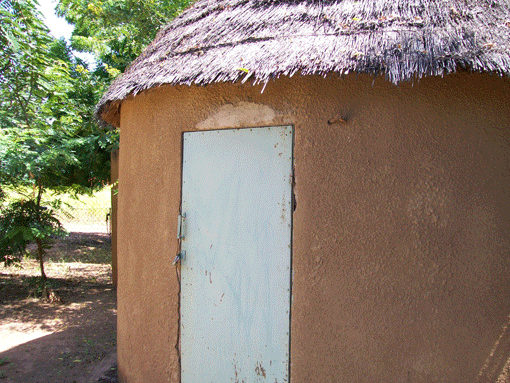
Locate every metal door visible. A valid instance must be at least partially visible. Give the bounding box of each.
[180,126,293,383]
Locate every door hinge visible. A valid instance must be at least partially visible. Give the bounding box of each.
[177,213,186,240]
[175,212,186,266]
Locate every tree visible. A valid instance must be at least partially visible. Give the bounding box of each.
[56,0,192,73]
[0,0,117,282]
[0,0,189,284]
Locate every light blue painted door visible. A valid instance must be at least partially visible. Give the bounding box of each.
[180,126,293,383]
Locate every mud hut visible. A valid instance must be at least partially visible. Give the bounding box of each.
[97,1,510,382]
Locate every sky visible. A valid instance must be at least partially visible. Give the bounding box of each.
[36,0,73,39]
[36,0,96,68]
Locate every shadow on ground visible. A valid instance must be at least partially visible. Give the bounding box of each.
[27,232,112,264]
[0,233,117,383]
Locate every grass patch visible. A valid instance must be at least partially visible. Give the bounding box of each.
[48,188,111,227]
[3,186,112,232]
[56,245,111,264]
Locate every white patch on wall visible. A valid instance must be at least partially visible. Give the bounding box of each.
[196,102,277,130]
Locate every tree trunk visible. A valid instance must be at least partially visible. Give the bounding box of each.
[35,182,46,281]
[36,238,47,281]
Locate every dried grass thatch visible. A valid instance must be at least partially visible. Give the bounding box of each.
[97,0,510,125]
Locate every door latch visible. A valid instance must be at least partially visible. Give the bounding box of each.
[173,251,185,265]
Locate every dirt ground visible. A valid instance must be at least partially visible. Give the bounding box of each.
[0,233,117,383]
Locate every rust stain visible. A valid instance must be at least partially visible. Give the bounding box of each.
[233,359,247,383]
[255,362,267,378]
[233,362,239,381]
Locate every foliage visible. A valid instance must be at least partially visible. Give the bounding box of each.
[0,0,53,130]
[1,0,190,282]
[0,0,117,280]
[0,198,66,269]
[56,0,192,73]
[0,1,117,192]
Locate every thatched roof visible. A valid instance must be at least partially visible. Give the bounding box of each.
[97,0,510,126]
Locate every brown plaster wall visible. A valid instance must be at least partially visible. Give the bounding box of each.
[117,72,510,382]
[111,149,119,287]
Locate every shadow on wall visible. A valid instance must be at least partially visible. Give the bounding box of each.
[477,314,510,383]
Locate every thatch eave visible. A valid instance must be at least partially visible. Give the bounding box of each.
[96,0,510,127]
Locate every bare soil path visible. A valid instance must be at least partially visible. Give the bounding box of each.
[0,233,117,383]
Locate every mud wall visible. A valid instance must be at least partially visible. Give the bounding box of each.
[117,72,510,382]
[111,149,119,287]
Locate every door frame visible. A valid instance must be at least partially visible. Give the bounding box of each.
[178,125,294,382]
